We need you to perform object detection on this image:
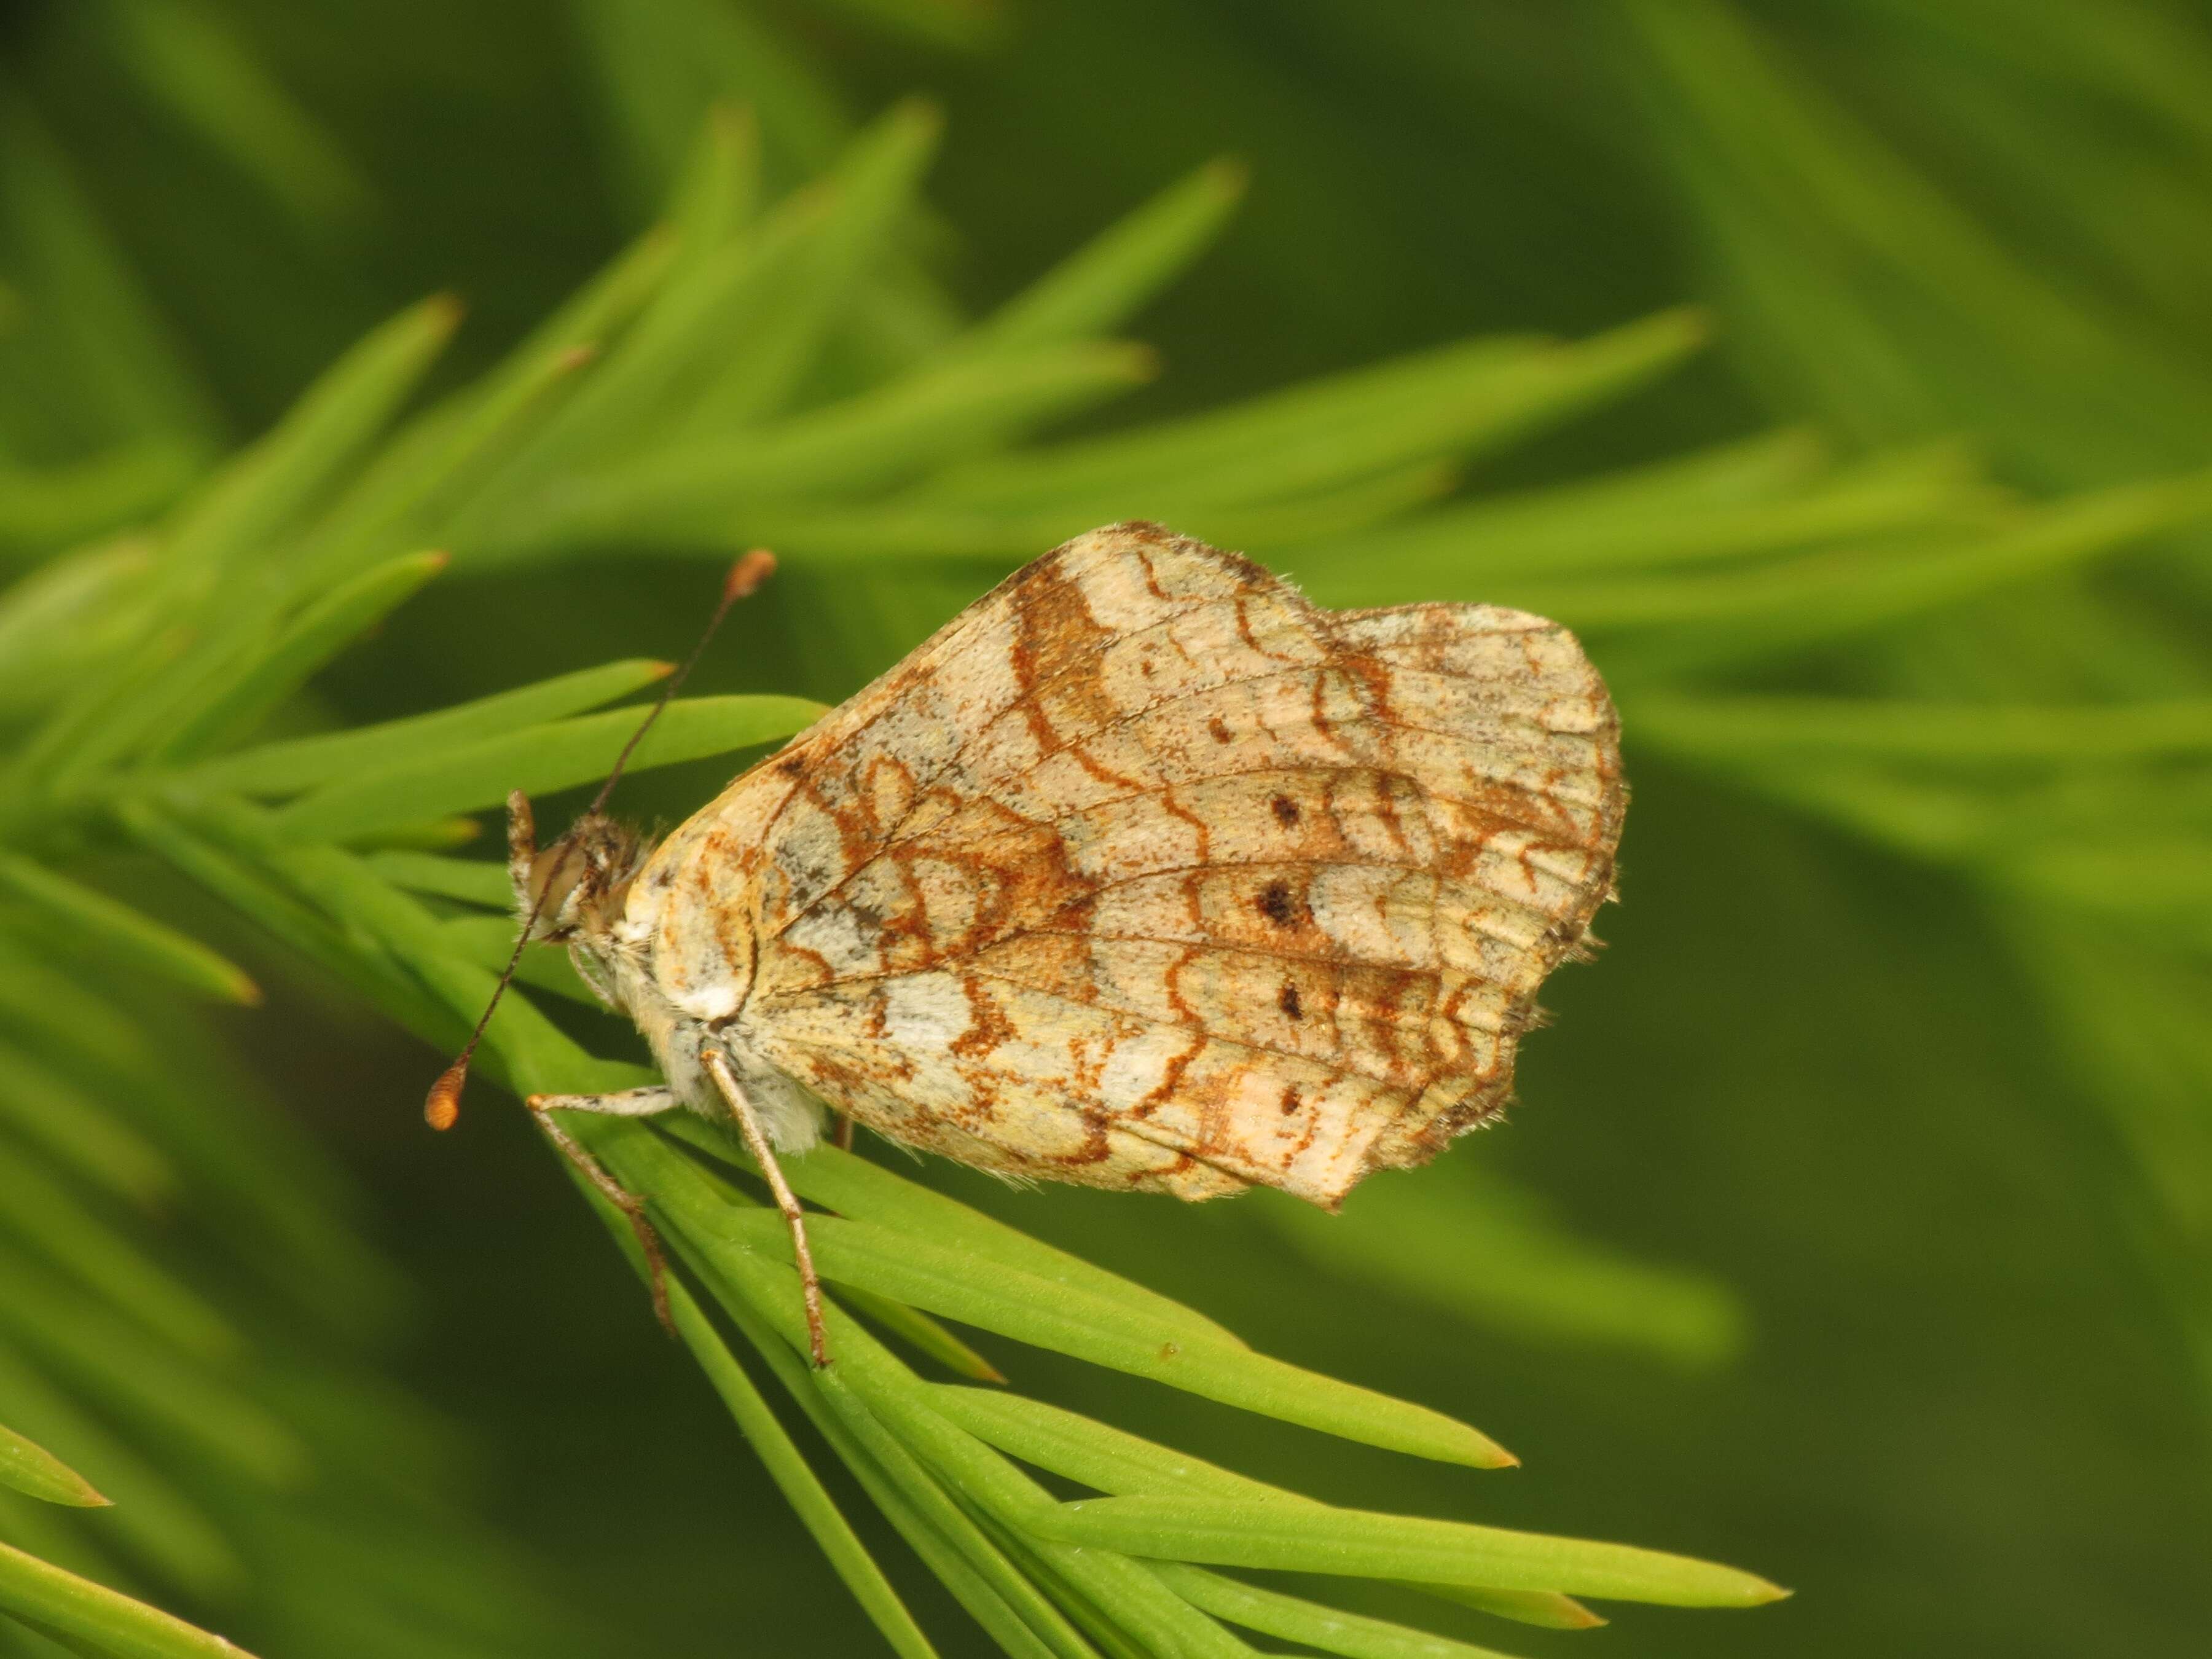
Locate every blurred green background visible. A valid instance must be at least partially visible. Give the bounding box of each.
[3,2,2210,1655]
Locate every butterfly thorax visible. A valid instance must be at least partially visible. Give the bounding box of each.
[597,793,826,1151]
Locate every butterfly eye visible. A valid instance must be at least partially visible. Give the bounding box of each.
[527,839,591,926]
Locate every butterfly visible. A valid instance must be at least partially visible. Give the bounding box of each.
[430,522,1626,1361]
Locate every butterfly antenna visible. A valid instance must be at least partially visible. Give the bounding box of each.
[425,549,779,1132]
[589,547,777,815]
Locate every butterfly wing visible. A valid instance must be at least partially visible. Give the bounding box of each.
[653,522,1623,1205]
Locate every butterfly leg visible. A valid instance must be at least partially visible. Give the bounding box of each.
[700,1051,828,1366]
[526,1087,681,1335]
[833,1113,855,1153]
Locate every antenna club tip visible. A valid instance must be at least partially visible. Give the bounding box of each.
[725,549,778,603]
[425,1062,467,1131]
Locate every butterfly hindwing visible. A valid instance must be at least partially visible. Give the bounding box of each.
[643,523,1623,1204]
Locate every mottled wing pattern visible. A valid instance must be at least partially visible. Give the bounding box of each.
[654,523,1623,1206]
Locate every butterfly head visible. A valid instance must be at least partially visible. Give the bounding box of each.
[507,793,646,947]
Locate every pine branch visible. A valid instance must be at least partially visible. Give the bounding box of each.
[8,17,2208,1648]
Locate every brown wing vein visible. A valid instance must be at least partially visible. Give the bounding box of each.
[763,967,1432,1097]
[759,924,1531,995]
[769,759,1604,950]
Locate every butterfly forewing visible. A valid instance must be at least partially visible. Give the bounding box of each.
[638,523,1623,1205]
